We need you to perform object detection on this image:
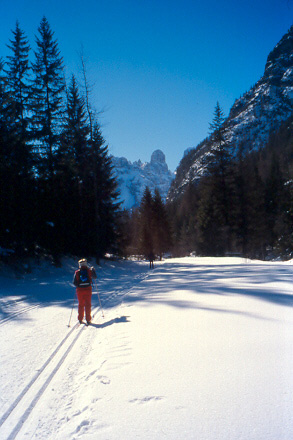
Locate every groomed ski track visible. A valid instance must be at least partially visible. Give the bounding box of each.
[0,261,150,440]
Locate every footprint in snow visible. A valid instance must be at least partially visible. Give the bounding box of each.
[85,369,97,381]
[75,419,90,433]
[97,375,111,385]
[129,396,164,404]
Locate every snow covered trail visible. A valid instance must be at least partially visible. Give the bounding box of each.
[1,257,293,439]
[0,258,150,439]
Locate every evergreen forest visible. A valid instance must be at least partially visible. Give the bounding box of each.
[0,18,292,265]
[167,107,293,260]
[0,18,121,264]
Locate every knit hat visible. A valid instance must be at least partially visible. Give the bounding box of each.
[78,259,88,268]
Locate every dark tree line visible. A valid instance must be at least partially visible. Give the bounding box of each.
[0,18,120,262]
[122,187,172,261]
[168,105,293,260]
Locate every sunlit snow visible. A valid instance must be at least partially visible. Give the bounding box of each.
[0,257,293,439]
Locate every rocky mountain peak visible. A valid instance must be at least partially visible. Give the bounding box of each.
[151,149,166,165]
[168,26,293,200]
[111,150,174,210]
[264,25,293,84]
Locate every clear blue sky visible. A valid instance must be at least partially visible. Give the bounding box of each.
[1,0,292,171]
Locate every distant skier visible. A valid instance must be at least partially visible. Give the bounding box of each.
[73,259,97,324]
[148,252,155,269]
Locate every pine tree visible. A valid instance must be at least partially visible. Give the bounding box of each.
[245,161,267,259]
[60,75,89,176]
[0,56,34,254]
[152,188,172,259]
[209,102,225,143]
[30,16,65,178]
[168,181,199,256]
[88,122,121,259]
[276,180,293,257]
[44,76,120,259]
[208,102,233,225]
[139,187,155,258]
[5,21,30,140]
[122,208,141,257]
[79,48,95,141]
[264,155,285,246]
[196,103,235,255]
[196,175,222,255]
[54,75,90,254]
[0,18,124,260]
[233,142,249,256]
[0,58,14,249]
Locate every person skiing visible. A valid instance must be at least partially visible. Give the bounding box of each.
[148,252,155,269]
[73,259,97,324]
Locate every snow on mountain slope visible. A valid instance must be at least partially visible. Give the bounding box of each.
[111,149,174,210]
[169,25,293,199]
[1,257,293,439]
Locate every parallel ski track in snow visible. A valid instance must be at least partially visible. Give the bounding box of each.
[0,268,151,440]
[0,304,41,327]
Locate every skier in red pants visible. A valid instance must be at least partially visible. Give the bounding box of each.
[73,259,97,324]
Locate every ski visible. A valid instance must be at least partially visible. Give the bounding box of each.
[77,320,92,326]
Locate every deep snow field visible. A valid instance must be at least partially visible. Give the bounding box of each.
[0,256,293,440]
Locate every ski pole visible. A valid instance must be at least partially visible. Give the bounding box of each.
[95,279,104,318]
[68,291,77,327]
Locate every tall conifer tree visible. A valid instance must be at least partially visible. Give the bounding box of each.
[5,21,30,140]
[153,188,172,259]
[55,75,90,254]
[87,122,121,259]
[138,187,155,258]
[196,102,235,254]
[58,75,120,259]
[0,53,34,253]
[30,16,65,178]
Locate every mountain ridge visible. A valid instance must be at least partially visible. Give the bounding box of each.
[111,149,174,210]
[168,25,293,200]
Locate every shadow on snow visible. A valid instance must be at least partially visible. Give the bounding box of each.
[125,261,293,310]
[89,316,130,329]
[1,258,293,322]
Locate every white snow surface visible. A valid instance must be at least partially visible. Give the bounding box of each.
[0,256,293,439]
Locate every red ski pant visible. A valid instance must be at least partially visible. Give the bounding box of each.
[77,288,92,322]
